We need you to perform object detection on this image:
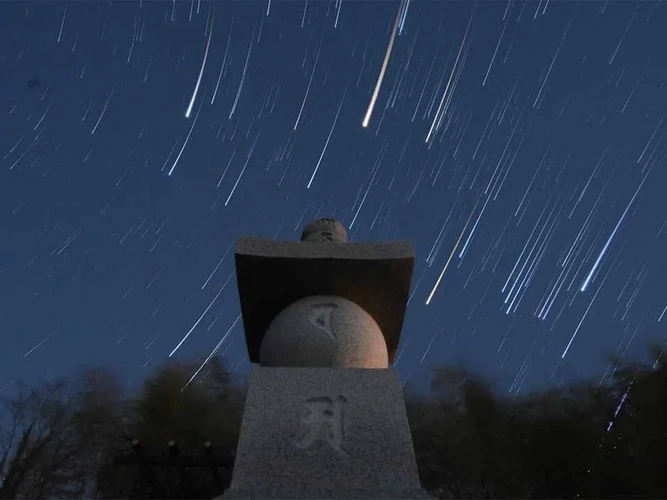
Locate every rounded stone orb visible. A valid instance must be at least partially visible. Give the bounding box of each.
[259,295,389,368]
[300,218,348,243]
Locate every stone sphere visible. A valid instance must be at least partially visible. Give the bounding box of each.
[300,218,348,243]
[259,295,388,368]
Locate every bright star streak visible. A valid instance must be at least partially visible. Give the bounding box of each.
[580,171,650,292]
[362,0,403,128]
[426,198,479,305]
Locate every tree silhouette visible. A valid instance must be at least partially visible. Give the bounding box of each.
[95,357,244,499]
[406,342,667,499]
[0,368,123,499]
[1,343,665,499]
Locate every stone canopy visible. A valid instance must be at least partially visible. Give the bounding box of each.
[234,236,414,366]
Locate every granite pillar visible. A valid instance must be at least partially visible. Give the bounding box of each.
[219,218,431,500]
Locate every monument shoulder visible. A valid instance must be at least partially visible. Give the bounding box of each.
[235,237,415,261]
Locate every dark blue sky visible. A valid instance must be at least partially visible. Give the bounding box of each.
[1,0,666,396]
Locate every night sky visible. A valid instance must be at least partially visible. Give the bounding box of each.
[1,0,666,397]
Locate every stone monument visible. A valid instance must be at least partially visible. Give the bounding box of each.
[219,218,431,500]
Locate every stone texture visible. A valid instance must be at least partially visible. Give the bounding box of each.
[225,367,424,494]
[220,219,431,500]
[259,296,389,369]
[234,237,414,365]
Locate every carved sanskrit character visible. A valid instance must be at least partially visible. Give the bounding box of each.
[296,395,350,457]
[309,303,338,341]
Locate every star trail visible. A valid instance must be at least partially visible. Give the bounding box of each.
[1,0,666,396]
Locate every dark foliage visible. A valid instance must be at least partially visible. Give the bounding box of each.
[406,343,667,498]
[1,344,665,499]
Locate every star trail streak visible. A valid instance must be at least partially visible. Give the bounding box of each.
[362,0,403,129]
[1,0,666,396]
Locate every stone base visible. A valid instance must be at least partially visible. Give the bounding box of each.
[219,367,432,500]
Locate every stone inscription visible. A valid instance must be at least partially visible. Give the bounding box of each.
[296,395,350,457]
[309,303,338,341]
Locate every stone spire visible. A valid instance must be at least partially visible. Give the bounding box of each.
[220,217,432,500]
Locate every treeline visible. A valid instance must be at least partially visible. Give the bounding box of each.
[0,344,665,499]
